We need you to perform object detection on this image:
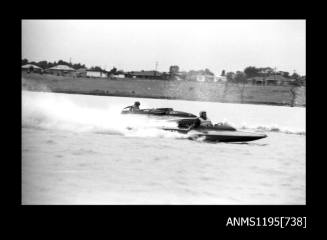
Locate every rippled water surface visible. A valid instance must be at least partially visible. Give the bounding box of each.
[22,91,305,204]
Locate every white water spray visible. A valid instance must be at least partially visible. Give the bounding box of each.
[22,91,183,139]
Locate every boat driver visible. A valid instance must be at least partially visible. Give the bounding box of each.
[186,111,213,129]
[198,111,213,127]
[130,101,141,112]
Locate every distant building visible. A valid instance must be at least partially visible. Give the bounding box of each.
[247,75,295,86]
[166,71,186,81]
[247,76,265,85]
[46,65,76,76]
[113,74,125,79]
[186,70,215,82]
[22,64,43,73]
[125,70,164,80]
[187,74,215,82]
[76,68,87,77]
[86,70,108,78]
[265,75,295,86]
[109,73,126,79]
[214,76,227,82]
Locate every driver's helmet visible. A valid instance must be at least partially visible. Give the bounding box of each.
[134,101,140,106]
[199,111,207,118]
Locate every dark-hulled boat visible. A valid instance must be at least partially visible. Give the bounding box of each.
[163,118,267,142]
[121,107,197,118]
[122,106,267,142]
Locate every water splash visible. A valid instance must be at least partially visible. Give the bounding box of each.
[238,124,305,135]
[22,91,182,139]
[22,91,305,138]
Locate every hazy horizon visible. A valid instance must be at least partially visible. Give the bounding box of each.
[22,20,306,76]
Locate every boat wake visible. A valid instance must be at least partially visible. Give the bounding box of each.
[22,91,184,139]
[22,91,305,140]
[238,125,305,136]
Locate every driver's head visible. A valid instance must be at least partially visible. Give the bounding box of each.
[134,101,140,107]
[199,111,207,119]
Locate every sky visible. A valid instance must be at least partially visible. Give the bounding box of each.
[22,20,306,75]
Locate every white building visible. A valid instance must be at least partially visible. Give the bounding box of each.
[214,76,227,82]
[86,70,107,78]
[114,74,125,78]
[46,65,75,76]
[196,75,206,82]
[22,64,43,73]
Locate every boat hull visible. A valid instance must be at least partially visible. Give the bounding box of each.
[163,128,267,142]
[121,108,197,118]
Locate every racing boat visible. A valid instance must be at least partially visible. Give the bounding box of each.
[122,106,267,142]
[121,107,197,118]
[163,119,267,142]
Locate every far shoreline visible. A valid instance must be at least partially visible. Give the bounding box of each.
[23,88,305,108]
[22,73,306,107]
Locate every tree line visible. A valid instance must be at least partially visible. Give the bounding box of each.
[223,66,305,84]
[22,58,126,75]
[22,59,87,70]
[22,59,305,85]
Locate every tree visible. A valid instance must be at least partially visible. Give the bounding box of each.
[226,72,235,82]
[244,66,259,78]
[204,68,214,76]
[109,67,117,74]
[291,72,300,80]
[38,60,49,69]
[282,71,290,78]
[22,59,29,65]
[51,61,57,68]
[58,59,66,65]
[72,63,85,69]
[90,66,103,72]
[169,65,179,74]
[258,67,274,76]
[234,71,247,83]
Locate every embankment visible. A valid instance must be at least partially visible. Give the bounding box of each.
[22,73,305,107]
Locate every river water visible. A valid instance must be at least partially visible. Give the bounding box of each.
[22,91,305,204]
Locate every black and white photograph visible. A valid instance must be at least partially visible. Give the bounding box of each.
[21,20,305,205]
